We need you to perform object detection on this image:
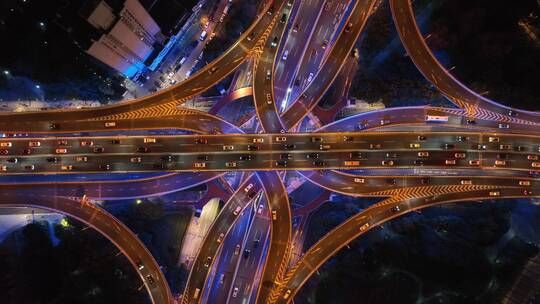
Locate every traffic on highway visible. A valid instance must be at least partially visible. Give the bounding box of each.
[1,0,538,304]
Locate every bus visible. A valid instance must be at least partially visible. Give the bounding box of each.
[425,115,448,122]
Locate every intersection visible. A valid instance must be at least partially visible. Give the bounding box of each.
[1,1,538,304]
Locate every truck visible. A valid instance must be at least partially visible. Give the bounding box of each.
[425,115,449,122]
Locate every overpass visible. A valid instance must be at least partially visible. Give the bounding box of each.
[0,0,538,304]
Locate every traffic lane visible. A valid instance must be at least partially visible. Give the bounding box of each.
[2,152,539,174]
[182,175,261,303]
[4,144,540,173]
[207,205,253,304]
[0,195,171,304]
[0,111,241,134]
[301,170,537,196]
[287,0,349,96]
[0,172,221,200]
[255,171,291,303]
[389,0,540,124]
[273,0,324,101]
[0,0,288,129]
[291,0,350,96]
[228,214,271,304]
[252,0,294,133]
[277,186,535,303]
[281,0,377,130]
[6,130,540,155]
[5,130,540,148]
[317,106,429,132]
[274,0,326,102]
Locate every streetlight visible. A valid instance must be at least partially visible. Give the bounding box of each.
[35,85,40,89]
[3,70,9,75]
[60,218,69,227]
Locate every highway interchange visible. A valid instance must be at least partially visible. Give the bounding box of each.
[1,0,539,303]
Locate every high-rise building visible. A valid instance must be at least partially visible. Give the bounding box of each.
[81,0,164,78]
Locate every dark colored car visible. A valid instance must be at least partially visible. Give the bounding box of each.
[275,160,287,167]
[313,160,325,167]
[280,153,291,160]
[283,144,296,150]
[239,155,253,161]
[306,153,319,159]
[161,155,174,162]
[349,152,362,159]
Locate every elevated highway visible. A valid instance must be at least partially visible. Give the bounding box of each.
[272,184,538,303]
[0,194,172,304]
[390,0,540,125]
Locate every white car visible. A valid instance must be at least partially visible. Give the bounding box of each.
[275,137,287,142]
[282,49,289,60]
[28,141,41,147]
[223,145,234,150]
[195,162,206,168]
[307,72,314,82]
[253,138,264,143]
[232,286,239,298]
[55,148,67,154]
[454,153,466,159]
[104,122,116,127]
[233,206,242,216]
[498,123,510,129]
[0,142,12,147]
